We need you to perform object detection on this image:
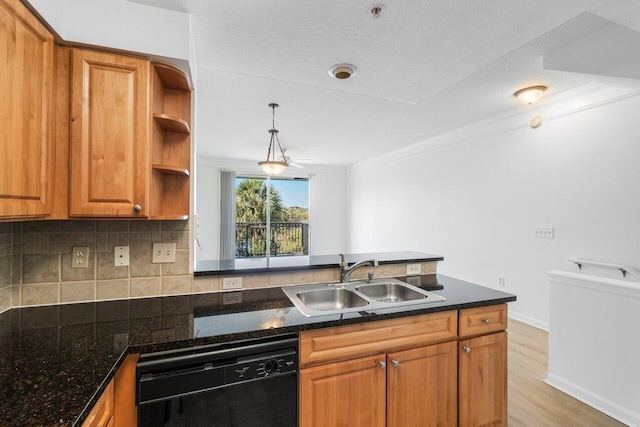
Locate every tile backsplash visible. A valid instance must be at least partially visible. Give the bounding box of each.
[0,220,191,312]
[0,220,440,313]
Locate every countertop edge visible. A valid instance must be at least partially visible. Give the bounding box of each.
[72,350,130,427]
[126,295,516,355]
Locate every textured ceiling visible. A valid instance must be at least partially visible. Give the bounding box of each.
[128,0,640,167]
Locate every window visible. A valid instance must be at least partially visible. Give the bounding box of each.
[234,176,309,258]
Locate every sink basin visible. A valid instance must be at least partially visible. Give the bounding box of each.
[296,288,369,311]
[282,278,446,317]
[355,282,428,303]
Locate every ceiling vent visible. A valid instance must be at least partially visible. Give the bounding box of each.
[328,64,357,80]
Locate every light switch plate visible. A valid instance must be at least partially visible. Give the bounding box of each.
[152,243,176,263]
[72,246,90,269]
[114,246,129,266]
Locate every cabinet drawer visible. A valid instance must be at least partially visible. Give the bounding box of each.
[300,311,457,368]
[82,380,114,427]
[458,304,507,338]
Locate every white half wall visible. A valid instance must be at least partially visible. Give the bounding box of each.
[347,92,640,328]
[195,160,348,263]
[546,271,640,426]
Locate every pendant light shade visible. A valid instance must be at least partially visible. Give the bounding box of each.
[258,103,289,176]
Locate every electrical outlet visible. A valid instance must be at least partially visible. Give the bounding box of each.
[498,277,505,287]
[114,246,129,266]
[533,227,554,238]
[152,243,176,263]
[406,263,422,275]
[72,246,90,269]
[222,277,243,290]
[223,292,242,304]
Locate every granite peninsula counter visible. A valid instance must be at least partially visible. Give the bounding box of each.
[0,274,515,426]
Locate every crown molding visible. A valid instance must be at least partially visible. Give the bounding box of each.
[349,83,640,173]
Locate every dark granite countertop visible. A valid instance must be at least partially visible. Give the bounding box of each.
[0,274,515,426]
[194,251,444,276]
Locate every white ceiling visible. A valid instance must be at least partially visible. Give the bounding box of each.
[130,0,640,168]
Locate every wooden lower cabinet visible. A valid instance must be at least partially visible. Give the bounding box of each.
[299,306,508,427]
[300,353,386,427]
[458,331,507,427]
[82,380,114,427]
[113,353,139,426]
[387,341,457,426]
[82,354,139,427]
[299,341,458,427]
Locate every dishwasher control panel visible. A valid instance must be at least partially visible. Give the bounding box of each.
[226,350,297,384]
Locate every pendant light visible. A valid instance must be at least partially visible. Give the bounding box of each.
[258,103,288,176]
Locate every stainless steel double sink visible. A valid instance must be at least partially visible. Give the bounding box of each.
[282,277,446,317]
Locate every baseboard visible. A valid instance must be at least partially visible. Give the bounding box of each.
[544,373,639,427]
[508,311,549,331]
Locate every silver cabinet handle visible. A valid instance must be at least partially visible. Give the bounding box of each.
[133,204,142,212]
[483,318,491,324]
[463,346,471,354]
[378,361,386,369]
[392,359,399,368]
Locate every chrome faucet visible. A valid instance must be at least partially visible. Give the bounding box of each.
[339,254,379,283]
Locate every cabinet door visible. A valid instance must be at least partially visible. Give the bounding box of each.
[387,341,457,427]
[459,331,507,427]
[0,0,54,218]
[299,354,386,427]
[70,49,150,217]
[82,380,114,427]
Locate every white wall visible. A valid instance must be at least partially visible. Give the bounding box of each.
[195,160,348,263]
[309,174,348,255]
[28,0,191,61]
[347,93,640,329]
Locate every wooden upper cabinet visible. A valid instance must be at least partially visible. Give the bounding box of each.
[0,0,54,219]
[70,49,151,217]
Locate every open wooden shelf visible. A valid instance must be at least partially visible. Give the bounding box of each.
[153,113,190,134]
[150,62,191,220]
[152,164,190,176]
[153,63,190,91]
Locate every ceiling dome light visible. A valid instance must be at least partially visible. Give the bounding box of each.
[258,103,288,176]
[329,64,357,80]
[514,85,547,104]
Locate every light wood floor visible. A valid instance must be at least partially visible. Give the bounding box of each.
[508,319,626,427]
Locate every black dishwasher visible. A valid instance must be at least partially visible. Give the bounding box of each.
[136,334,298,427]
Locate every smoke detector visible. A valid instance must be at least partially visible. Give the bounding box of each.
[328,64,357,80]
